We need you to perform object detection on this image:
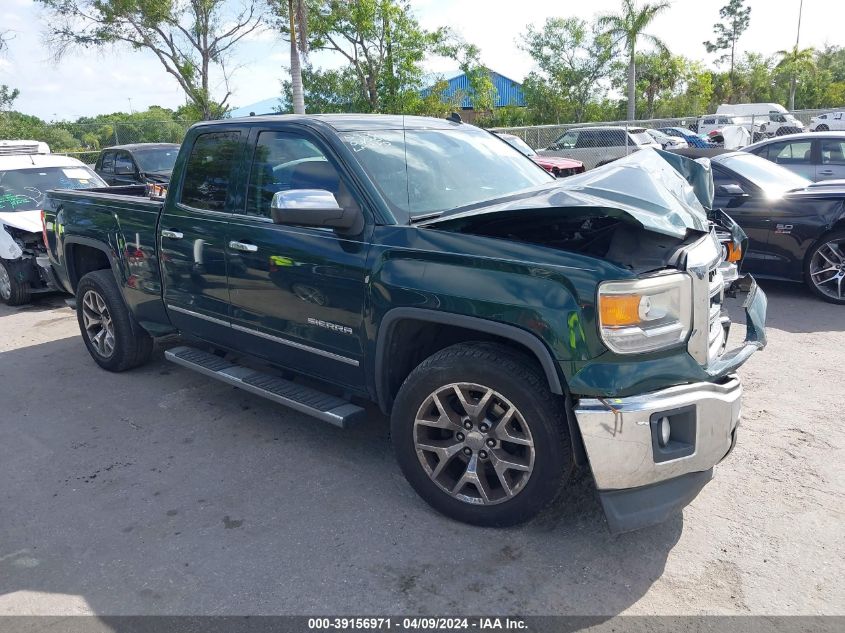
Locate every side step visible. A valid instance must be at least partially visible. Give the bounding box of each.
[164,346,366,428]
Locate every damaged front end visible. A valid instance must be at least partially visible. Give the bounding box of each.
[0,212,57,304]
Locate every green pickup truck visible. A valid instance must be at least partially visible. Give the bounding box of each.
[43,115,767,533]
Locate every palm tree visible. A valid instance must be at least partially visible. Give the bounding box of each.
[776,47,815,111]
[287,0,309,114]
[598,0,671,121]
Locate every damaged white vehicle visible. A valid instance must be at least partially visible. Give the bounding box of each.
[0,141,107,305]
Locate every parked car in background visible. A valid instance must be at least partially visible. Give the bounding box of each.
[538,126,660,170]
[494,132,585,177]
[697,115,763,141]
[94,143,179,186]
[809,111,845,132]
[656,127,717,149]
[743,132,845,182]
[646,128,688,149]
[0,142,107,305]
[716,103,804,137]
[708,151,845,303]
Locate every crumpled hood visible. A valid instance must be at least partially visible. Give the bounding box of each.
[0,210,42,234]
[422,149,714,239]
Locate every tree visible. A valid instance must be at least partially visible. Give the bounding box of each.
[598,0,671,121]
[269,0,310,114]
[1,29,19,112]
[305,0,448,112]
[635,50,682,118]
[34,0,266,120]
[520,17,617,123]
[703,0,751,91]
[776,47,815,110]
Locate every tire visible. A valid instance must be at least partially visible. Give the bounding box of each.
[391,342,572,527]
[75,270,154,371]
[816,124,829,132]
[0,259,32,306]
[804,230,845,304]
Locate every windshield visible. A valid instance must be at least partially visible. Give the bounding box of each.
[133,147,179,173]
[499,134,536,157]
[342,127,553,219]
[631,131,655,145]
[717,153,811,194]
[0,165,106,212]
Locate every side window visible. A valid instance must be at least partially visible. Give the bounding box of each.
[114,152,135,175]
[835,113,843,121]
[772,141,812,164]
[703,118,715,125]
[574,131,598,149]
[243,131,355,219]
[100,152,114,173]
[821,140,845,165]
[556,131,578,149]
[180,131,240,212]
[607,130,627,147]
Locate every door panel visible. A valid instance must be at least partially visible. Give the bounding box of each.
[160,130,242,340]
[225,129,371,388]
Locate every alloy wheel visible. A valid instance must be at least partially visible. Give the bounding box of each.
[413,382,535,506]
[0,263,11,300]
[81,289,116,357]
[809,238,845,301]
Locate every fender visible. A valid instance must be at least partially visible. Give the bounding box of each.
[0,224,23,260]
[63,235,124,292]
[376,307,564,407]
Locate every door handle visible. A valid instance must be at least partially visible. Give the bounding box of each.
[229,240,258,253]
[161,230,183,239]
[819,169,834,175]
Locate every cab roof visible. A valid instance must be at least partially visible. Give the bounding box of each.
[196,113,465,132]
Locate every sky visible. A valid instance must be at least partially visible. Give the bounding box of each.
[0,0,843,121]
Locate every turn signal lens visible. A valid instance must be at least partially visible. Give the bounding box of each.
[599,295,642,326]
[726,242,742,262]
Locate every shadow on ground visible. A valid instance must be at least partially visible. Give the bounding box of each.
[0,331,681,617]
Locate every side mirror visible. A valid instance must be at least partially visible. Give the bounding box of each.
[270,189,363,233]
[715,183,748,197]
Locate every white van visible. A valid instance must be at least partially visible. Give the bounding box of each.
[715,103,804,136]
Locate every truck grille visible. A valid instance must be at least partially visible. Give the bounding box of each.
[684,231,728,366]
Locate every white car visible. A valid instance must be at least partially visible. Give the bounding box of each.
[809,111,845,132]
[646,128,688,149]
[0,143,107,305]
[538,126,660,170]
[697,114,763,140]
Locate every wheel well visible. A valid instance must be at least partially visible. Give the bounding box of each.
[67,244,111,291]
[379,319,556,412]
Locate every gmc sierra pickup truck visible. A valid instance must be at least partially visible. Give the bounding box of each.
[43,115,767,533]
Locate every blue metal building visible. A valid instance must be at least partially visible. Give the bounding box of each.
[421,70,526,109]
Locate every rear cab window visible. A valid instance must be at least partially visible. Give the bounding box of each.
[179,131,241,212]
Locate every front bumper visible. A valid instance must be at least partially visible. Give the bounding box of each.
[572,275,766,533]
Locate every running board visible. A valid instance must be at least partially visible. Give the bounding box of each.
[164,346,366,428]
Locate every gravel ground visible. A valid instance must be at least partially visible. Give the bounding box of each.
[0,280,842,618]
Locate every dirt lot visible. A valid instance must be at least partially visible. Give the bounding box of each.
[0,280,842,618]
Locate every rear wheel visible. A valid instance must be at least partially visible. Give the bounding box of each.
[391,342,572,526]
[0,259,32,306]
[805,230,845,304]
[76,270,154,370]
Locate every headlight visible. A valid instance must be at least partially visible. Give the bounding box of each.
[597,273,692,354]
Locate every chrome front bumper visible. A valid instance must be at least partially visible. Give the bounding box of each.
[574,376,742,491]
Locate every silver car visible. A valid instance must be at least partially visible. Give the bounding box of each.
[743,131,845,182]
[537,126,661,170]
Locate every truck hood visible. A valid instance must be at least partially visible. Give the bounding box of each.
[420,149,713,239]
[0,210,42,234]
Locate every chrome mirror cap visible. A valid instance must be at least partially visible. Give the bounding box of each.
[270,189,342,213]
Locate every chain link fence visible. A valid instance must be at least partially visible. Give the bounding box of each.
[492,108,834,171]
[10,120,196,166]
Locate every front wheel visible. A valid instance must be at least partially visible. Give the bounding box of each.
[76,270,154,370]
[805,230,845,304]
[391,342,572,526]
[816,124,829,132]
[0,259,32,306]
